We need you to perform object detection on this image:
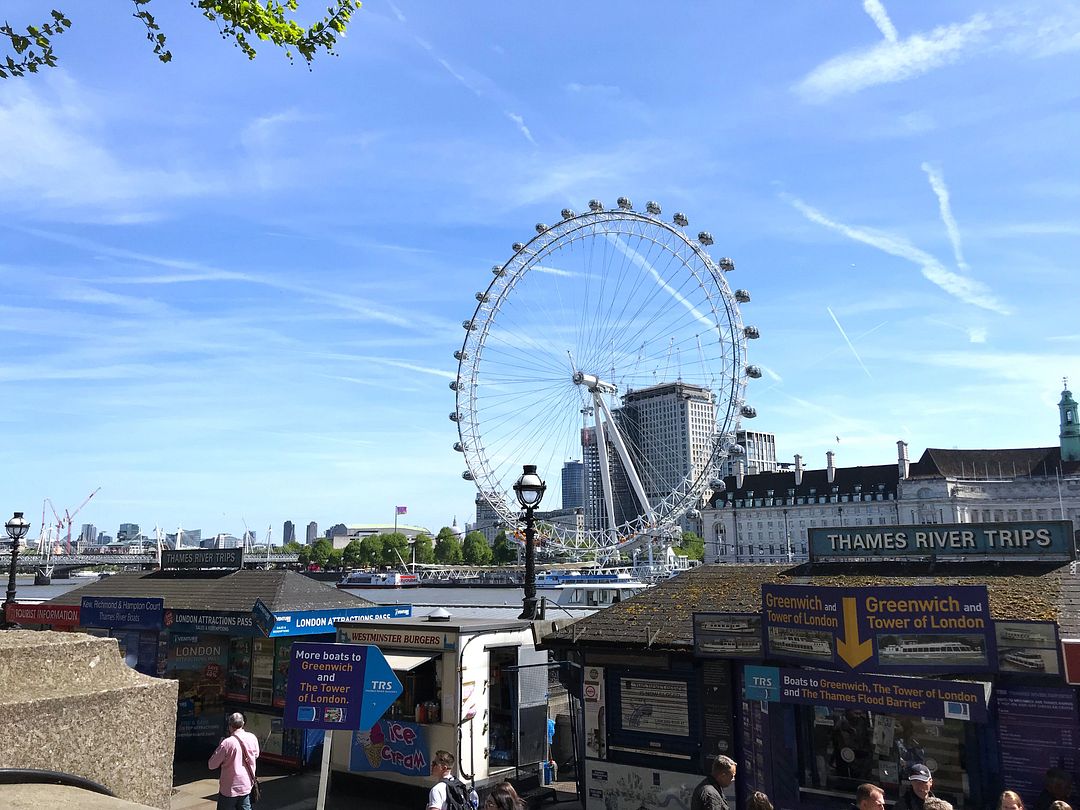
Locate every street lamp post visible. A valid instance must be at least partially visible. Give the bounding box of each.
[4,511,31,625]
[514,465,546,621]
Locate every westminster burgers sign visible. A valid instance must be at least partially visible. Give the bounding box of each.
[808,520,1074,563]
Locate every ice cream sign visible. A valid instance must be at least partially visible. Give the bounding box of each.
[350,719,429,776]
[282,642,402,732]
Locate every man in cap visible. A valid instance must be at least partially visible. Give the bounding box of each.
[899,764,935,810]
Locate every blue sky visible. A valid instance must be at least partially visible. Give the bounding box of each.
[2,0,1079,542]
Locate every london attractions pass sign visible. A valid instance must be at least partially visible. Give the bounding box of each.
[808,520,1074,562]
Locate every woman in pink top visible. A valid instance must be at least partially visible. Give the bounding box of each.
[209,712,261,810]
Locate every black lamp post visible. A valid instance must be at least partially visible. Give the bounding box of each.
[514,465,546,621]
[4,511,31,625]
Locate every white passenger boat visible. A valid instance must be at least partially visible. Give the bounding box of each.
[337,570,420,588]
[878,639,984,659]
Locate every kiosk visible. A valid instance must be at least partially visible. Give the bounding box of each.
[330,610,550,796]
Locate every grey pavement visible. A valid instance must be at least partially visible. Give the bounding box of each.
[171,761,583,810]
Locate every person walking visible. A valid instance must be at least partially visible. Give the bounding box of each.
[208,712,260,810]
[854,783,886,810]
[691,755,736,810]
[429,750,468,810]
[898,764,936,810]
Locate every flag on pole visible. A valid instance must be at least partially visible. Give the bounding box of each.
[395,506,408,515]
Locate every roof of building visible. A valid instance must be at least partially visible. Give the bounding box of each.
[909,447,1080,478]
[543,562,1080,652]
[44,569,376,613]
[709,463,898,506]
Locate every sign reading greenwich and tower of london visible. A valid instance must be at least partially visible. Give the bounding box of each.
[808,520,1074,562]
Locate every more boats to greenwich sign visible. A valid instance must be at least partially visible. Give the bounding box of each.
[808,520,1074,562]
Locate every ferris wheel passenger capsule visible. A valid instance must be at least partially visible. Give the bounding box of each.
[687,508,701,519]
[512,242,525,252]
[645,201,662,215]
[729,443,745,456]
[710,478,727,492]
[718,257,735,271]
[588,199,604,212]
[462,470,474,481]
[561,208,575,220]
[697,231,714,246]
[492,265,506,277]
[535,223,548,233]
[462,320,477,330]
[475,291,489,302]
[746,365,763,379]
[449,380,460,391]
[453,442,465,452]
[734,289,751,303]
[743,326,760,339]
[454,350,468,361]
[450,412,462,422]
[673,212,689,227]
[617,197,633,210]
[741,405,758,418]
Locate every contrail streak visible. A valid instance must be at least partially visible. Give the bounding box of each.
[827,306,874,379]
[922,162,970,272]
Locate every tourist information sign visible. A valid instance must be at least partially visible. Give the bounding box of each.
[283,642,401,732]
[761,584,994,673]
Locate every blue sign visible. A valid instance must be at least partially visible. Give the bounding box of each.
[350,719,429,776]
[164,608,259,636]
[744,664,989,722]
[809,520,1074,562]
[761,584,995,673]
[283,642,402,731]
[254,600,413,637]
[80,596,164,630]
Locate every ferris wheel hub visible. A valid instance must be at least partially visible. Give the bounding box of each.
[572,371,617,394]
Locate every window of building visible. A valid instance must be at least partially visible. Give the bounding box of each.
[797,708,971,809]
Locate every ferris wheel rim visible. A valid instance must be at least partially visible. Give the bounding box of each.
[453,202,751,553]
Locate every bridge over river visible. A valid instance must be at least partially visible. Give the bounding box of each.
[0,551,301,575]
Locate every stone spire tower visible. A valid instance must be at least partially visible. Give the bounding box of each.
[1060,378,1080,461]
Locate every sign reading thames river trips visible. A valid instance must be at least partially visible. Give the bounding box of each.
[744,665,989,722]
[283,642,401,731]
[808,520,1074,562]
[761,584,994,673]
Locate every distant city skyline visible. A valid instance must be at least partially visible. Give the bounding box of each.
[2,2,1078,537]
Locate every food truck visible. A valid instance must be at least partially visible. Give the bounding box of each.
[331,610,551,796]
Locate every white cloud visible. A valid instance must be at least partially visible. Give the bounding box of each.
[863,0,899,42]
[795,14,992,102]
[0,79,216,217]
[505,112,536,145]
[387,0,407,23]
[786,196,1010,315]
[921,162,970,272]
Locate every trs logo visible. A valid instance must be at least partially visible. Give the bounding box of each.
[369,680,396,691]
[752,676,774,687]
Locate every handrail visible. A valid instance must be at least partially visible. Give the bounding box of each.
[0,768,117,796]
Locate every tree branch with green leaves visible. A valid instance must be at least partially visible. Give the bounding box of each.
[1,0,360,80]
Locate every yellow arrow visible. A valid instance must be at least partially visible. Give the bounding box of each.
[836,596,873,669]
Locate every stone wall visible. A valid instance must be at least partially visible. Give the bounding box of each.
[0,630,178,809]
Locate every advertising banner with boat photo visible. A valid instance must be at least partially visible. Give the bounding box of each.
[693,613,763,659]
[994,621,1062,676]
[761,584,996,674]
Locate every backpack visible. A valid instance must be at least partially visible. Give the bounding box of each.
[443,778,469,810]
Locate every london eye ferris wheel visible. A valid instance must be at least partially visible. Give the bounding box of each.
[451,198,760,558]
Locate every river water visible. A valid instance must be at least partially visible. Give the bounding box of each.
[13,575,536,608]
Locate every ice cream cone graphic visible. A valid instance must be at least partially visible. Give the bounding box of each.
[364,723,385,768]
[365,742,384,767]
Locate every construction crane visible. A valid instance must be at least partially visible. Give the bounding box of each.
[64,487,101,553]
